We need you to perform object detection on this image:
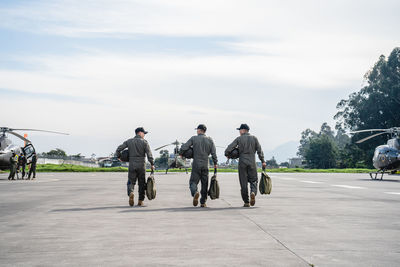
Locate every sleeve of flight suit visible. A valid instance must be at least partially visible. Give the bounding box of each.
[116,140,128,157]
[179,136,194,155]
[144,140,154,166]
[225,137,239,156]
[254,137,265,163]
[209,138,218,165]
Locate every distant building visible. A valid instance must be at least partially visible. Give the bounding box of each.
[289,157,303,168]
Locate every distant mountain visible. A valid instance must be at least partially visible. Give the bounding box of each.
[264,141,299,163]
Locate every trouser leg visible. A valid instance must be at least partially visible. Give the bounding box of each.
[126,179,132,196]
[8,167,13,179]
[238,164,249,203]
[127,169,138,196]
[248,164,258,196]
[22,164,25,178]
[32,166,36,178]
[200,168,209,204]
[189,167,201,197]
[137,168,146,201]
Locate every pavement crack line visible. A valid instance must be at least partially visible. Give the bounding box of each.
[221,198,314,267]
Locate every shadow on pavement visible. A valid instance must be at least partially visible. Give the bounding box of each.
[357,178,400,183]
[51,206,131,212]
[50,205,259,213]
[119,206,259,213]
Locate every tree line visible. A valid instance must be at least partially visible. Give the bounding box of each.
[298,47,400,168]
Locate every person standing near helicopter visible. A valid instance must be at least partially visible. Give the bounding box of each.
[17,152,27,179]
[8,151,17,180]
[180,124,218,208]
[27,152,37,180]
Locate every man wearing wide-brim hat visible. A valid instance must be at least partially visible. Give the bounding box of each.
[225,124,266,207]
[180,124,218,208]
[116,127,155,207]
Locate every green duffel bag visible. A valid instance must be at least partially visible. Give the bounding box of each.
[208,168,220,200]
[259,170,272,195]
[146,170,157,200]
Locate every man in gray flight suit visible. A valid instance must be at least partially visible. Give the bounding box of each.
[27,152,37,180]
[225,124,266,207]
[8,151,17,180]
[180,124,218,208]
[116,127,155,207]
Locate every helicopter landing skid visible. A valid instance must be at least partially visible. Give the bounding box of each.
[369,170,386,180]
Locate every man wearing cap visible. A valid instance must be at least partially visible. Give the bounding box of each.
[27,152,37,180]
[225,124,266,207]
[180,124,218,208]
[8,151,17,180]
[116,127,155,207]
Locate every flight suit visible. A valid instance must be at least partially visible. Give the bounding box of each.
[8,154,17,180]
[18,154,27,179]
[116,135,154,201]
[225,133,265,203]
[180,134,218,204]
[28,154,37,179]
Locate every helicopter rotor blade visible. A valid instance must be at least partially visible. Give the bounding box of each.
[8,131,32,143]
[9,128,69,135]
[155,143,173,151]
[350,129,389,134]
[356,132,388,144]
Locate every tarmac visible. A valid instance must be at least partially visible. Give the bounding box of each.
[0,171,400,267]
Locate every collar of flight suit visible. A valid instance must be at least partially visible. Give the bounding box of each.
[242,132,250,136]
[134,135,142,139]
[197,133,206,136]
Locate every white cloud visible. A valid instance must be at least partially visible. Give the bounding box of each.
[0,0,399,159]
[1,0,399,38]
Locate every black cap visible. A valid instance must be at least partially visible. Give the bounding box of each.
[236,124,250,131]
[135,127,148,134]
[195,124,207,132]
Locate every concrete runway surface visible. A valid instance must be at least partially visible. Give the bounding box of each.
[1,172,400,266]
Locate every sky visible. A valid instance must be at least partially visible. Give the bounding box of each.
[1,0,399,162]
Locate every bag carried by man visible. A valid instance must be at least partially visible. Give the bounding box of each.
[208,168,220,200]
[146,170,157,200]
[259,168,272,195]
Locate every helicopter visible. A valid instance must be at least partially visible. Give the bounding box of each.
[0,127,69,171]
[352,127,400,180]
[155,139,224,174]
[155,140,190,174]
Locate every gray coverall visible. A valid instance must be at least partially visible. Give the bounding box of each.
[116,135,154,201]
[8,155,17,180]
[28,154,37,179]
[225,133,265,203]
[180,134,218,204]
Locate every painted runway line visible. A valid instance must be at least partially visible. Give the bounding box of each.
[331,184,367,189]
[300,180,324,184]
